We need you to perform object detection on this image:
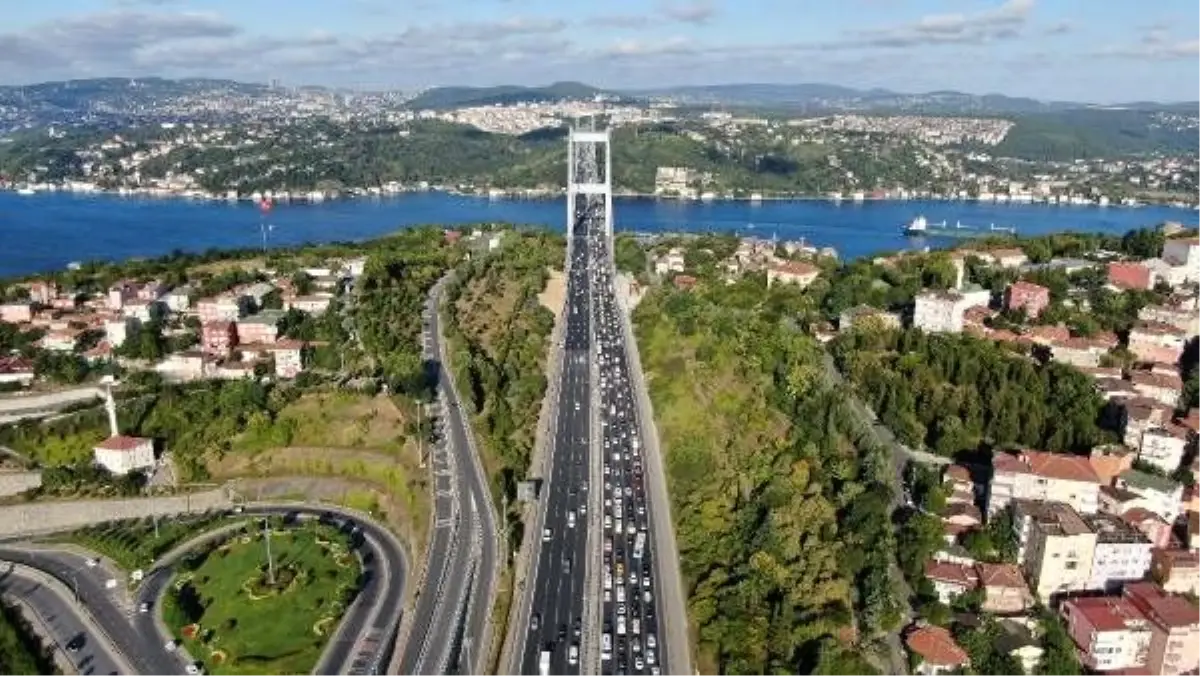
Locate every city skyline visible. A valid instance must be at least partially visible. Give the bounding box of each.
[0,0,1197,103]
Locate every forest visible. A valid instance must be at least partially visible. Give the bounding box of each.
[633,275,900,674]
[441,230,562,547]
[0,600,56,675]
[829,328,1110,458]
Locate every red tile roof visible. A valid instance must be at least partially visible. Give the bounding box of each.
[1124,582,1199,629]
[925,561,978,587]
[1065,596,1148,632]
[993,450,1101,484]
[94,434,150,451]
[905,625,969,667]
[976,563,1026,590]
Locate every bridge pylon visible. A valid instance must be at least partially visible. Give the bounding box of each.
[566,125,613,239]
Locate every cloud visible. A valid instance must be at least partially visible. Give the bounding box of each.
[659,0,716,24]
[1094,39,1199,61]
[837,0,1034,48]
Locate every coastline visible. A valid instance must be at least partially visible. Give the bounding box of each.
[3,183,1197,212]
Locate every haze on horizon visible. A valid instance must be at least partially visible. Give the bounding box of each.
[0,0,1196,104]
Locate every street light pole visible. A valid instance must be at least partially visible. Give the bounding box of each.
[263,519,276,585]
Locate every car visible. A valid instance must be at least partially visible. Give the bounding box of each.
[635,656,645,670]
[185,664,201,676]
[164,639,178,652]
[138,602,150,613]
[644,590,653,603]
[86,557,99,568]
[530,613,540,632]
[617,603,626,616]
[542,528,553,542]
[568,644,579,666]
[647,649,657,666]
[66,634,85,652]
[573,618,582,638]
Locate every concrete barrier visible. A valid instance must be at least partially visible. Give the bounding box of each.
[0,471,42,498]
[0,488,232,539]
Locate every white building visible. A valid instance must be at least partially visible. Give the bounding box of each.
[92,384,154,476]
[1137,425,1190,474]
[914,290,968,334]
[654,248,686,275]
[1082,513,1153,592]
[103,317,139,348]
[1162,237,1200,282]
[163,287,192,313]
[1116,470,1184,526]
[990,450,1102,516]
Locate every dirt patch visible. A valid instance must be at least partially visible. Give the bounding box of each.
[537,268,565,318]
[237,392,410,455]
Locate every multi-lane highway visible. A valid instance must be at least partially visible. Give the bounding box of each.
[518,199,596,675]
[401,273,499,676]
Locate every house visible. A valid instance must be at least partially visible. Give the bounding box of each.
[1096,377,1138,401]
[236,309,285,345]
[201,321,238,357]
[654,248,686,275]
[914,290,968,334]
[38,329,79,352]
[211,360,258,380]
[1117,469,1185,526]
[1082,512,1153,592]
[103,317,139,348]
[196,295,248,323]
[1128,369,1185,408]
[163,287,192,313]
[26,280,58,303]
[924,561,978,604]
[1048,335,1114,368]
[1005,281,1051,318]
[342,257,367,278]
[1139,301,1199,336]
[1128,321,1188,365]
[238,282,277,308]
[1138,425,1191,474]
[1123,508,1174,548]
[285,294,333,315]
[838,305,902,333]
[268,340,306,378]
[975,563,1034,614]
[943,465,975,506]
[1123,581,1200,675]
[1161,236,1200,282]
[1012,500,1097,602]
[1061,596,1153,673]
[766,260,820,289]
[1151,549,1199,596]
[0,356,35,386]
[106,282,136,310]
[1109,261,1157,291]
[154,351,206,382]
[0,302,33,324]
[904,624,969,675]
[942,502,983,541]
[444,229,462,244]
[989,449,1101,516]
[989,248,1029,269]
[1024,323,1071,345]
[1089,445,1135,485]
[1122,398,1176,449]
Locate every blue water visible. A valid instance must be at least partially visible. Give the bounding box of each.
[1,191,1195,278]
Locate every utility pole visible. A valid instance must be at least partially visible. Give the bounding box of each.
[263,518,276,585]
[418,402,425,469]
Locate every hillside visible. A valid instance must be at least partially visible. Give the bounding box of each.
[989,109,1199,161]
[406,81,611,109]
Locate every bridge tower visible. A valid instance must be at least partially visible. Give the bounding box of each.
[566,124,613,239]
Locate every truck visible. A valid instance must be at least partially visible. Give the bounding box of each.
[539,650,551,676]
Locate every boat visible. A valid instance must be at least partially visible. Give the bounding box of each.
[16,186,35,196]
[904,216,928,236]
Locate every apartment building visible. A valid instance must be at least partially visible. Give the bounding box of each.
[1005,280,1051,318]
[1151,549,1199,596]
[197,295,249,323]
[103,317,139,348]
[1123,508,1174,548]
[1122,398,1176,450]
[1012,500,1097,602]
[236,309,285,345]
[913,290,968,334]
[989,450,1101,516]
[1124,582,1200,675]
[1116,470,1185,526]
[654,248,686,275]
[1061,596,1153,672]
[1161,237,1200,282]
[1138,425,1191,474]
[1128,321,1188,365]
[1082,513,1153,592]
[201,321,238,357]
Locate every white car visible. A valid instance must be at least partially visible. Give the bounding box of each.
[165,640,178,652]
[647,634,657,650]
[185,665,201,676]
[568,645,579,666]
[542,528,553,542]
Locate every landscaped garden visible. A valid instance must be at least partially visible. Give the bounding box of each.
[161,520,362,675]
[51,513,230,572]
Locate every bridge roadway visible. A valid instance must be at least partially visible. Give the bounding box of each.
[517,206,596,675]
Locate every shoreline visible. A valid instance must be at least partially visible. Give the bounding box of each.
[4,185,1197,212]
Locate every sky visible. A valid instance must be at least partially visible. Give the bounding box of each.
[0,0,1196,103]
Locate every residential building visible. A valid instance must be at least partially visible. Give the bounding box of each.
[1124,581,1200,675]
[1049,335,1115,368]
[285,294,333,315]
[943,465,975,506]
[766,260,820,289]
[1089,445,1136,485]
[654,248,686,275]
[838,305,902,333]
[201,321,238,357]
[976,563,1034,614]
[904,624,969,676]
[268,340,305,378]
[1109,261,1157,291]
[988,248,1029,269]
[38,329,78,352]
[163,287,192,313]
[0,356,35,386]
[1083,512,1154,592]
[1138,425,1191,474]
[196,295,248,323]
[1128,369,1185,408]
[26,280,58,303]
[103,317,139,348]
[1117,470,1185,526]
[989,450,1101,516]
[1012,500,1097,602]
[0,302,33,324]
[211,360,258,380]
[1061,596,1153,672]
[235,309,285,345]
[924,561,978,604]
[1151,549,1200,596]
[106,282,136,310]
[1123,508,1174,548]
[1161,237,1200,282]
[914,290,968,334]
[154,351,206,382]
[1122,398,1175,450]
[1129,321,1188,365]
[943,503,983,542]
[239,282,277,308]
[1005,280,1051,318]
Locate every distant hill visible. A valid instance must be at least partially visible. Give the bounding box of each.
[405,81,615,109]
[990,108,1199,161]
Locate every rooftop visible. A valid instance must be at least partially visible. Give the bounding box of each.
[993,449,1101,484]
[1066,596,1148,633]
[905,625,969,667]
[1119,469,1182,495]
[1082,513,1151,545]
[1124,582,1200,629]
[1013,499,1091,537]
[94,434,151,452]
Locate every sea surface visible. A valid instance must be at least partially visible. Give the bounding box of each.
[1,191,1196,278]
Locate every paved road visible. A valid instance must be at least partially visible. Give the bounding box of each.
[517,202,597,675]
[0,562,129,676]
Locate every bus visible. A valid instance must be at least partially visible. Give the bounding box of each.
[633,531,646,559]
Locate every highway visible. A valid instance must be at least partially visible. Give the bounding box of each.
[400,273,499,676]
[0,562,128,675]
[518,199,596,675]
